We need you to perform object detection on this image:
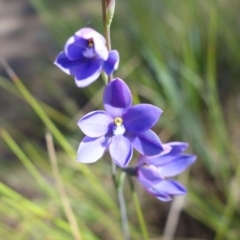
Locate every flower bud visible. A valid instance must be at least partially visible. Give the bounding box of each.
[106,0,115,27]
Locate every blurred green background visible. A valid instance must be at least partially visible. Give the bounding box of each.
[0,0,240,239]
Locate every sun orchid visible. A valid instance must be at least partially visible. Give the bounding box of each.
[77,78,164,167]
[135,142,196,201]
[54,27,119,87]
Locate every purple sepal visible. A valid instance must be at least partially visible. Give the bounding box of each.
[127,130,164,156]
[138,164,164,189]
[74,28,108,60]
[103,78,132,118]
[76,136,110,163]
[74,60,102,87]
[54,51,75,75]
[159,154,196,177]
[109,135,133,167]
[123,104,162,132]
[147,188,172,202]
[64,36,85,60]
[154,180,187,196]
[102,50,119,75]
[78,110,113,138]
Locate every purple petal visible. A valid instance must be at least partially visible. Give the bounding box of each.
[127,130,164,156]
[161,144,173,155]
[145,143,191,167]
[66,29,108,60]
[156,195,172,202]
[93,35,108,60]
[147,187,172,202]
[160,154,196,177]
[154,180,187,196]
[144,155,170,167]
[54,51,101,86]
[165,142,189,157]
[74,59,102,87]
[123,104,163,132]
[102,50,119,75]
[75,28,105,41]
[103,78,132,118]
[72,35,88,48]
[77,136,110,163]
[64,36,85,60]
[74,28,108,60]
[137,155,149,167]
[109,135,133,167]
[54,51,72,75]
[75,28,108,60]
[136,144,172,167]
[78,110,113,137]
[138,165,163,189]
[149,142,189,166]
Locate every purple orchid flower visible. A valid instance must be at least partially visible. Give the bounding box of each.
[54,27,119,87]
[77,78,164,167]
[136,142,196,201]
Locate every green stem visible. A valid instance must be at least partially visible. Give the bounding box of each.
[118,172,130,240]
[112,163,130,240]
[101,0,111,51]
[111,161,118,188]
[101,0,113,82]
[129,177,149,240]
[101,1,129,238]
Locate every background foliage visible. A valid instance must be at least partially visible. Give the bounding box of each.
[0,0,240,239]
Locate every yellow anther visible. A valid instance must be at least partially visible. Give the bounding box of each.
[88,39,94,48]
[114,117,123,126]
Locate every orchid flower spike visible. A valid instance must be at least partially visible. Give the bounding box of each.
[54,27,119,87]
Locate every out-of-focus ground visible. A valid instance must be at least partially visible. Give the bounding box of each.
[0,0,68,204]
[0,0,68,136]
[0,0,54,116]
[0,0,42,59]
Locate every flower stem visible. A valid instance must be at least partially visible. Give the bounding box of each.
[118,172,130,240]
[111,161,117,188]
[129,177,149,240]
[101,0,113,82]
[101,1,129,238]
[101,0,112,51]
[111,164,130,239]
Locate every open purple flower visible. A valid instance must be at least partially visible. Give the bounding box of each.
[136,142,196,201]
[77,78,164,167]
[54,28,119,87]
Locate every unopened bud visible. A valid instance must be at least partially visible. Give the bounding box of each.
[106,0,115,27]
